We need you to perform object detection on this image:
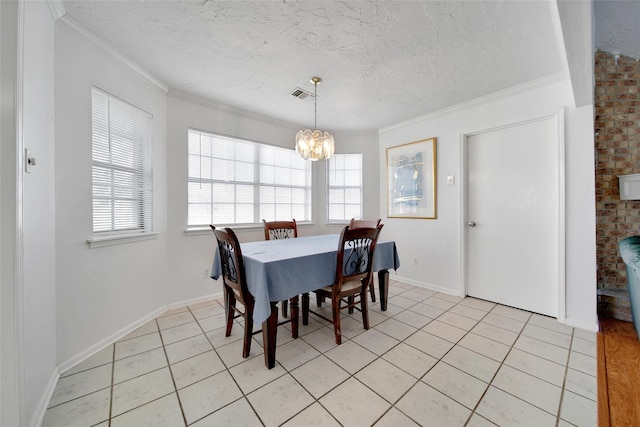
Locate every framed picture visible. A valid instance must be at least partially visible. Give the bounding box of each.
[386,137,437,219]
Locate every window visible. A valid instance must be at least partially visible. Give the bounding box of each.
[91,88,153,235]
[327,154,363,222]
[187,129,312,226]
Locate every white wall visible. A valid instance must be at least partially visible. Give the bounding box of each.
[166,92,299,304]
[165,92,381,304]
[22,1,58,424]
[1,2,22,425]
[8,3,597,423]
[54,19,168,367]
[564,104,598,330]
[379,78,598,331]
[315,129,381,236]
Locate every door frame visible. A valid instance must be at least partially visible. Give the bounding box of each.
[1,0,26,424]
[459,110,566,322]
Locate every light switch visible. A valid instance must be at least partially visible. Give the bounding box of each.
[25,149,36,174]
[447,175,455,185]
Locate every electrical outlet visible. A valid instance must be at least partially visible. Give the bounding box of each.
[412,256,418,265]
[203,268,210,278]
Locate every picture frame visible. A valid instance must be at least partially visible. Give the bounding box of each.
[386,137,437,219]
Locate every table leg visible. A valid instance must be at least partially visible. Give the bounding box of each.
[262,302,278,369]
[378,269,389,311]
[289,295,299,338]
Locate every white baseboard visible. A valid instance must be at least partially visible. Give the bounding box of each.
[391,274,462,297]
[57,305,167,375]
[57,292,224,376]
[29,367,60,427]
[167,292,223,311]
[565,317,599,333]
[392,276,600,332]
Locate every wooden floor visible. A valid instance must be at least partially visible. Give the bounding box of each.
[598,317,640,426]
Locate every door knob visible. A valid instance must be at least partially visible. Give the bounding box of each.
[468,221,476,227]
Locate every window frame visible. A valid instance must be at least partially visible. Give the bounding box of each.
[89,87,154,246]
[326,153,363,224]
[187,129,312,228]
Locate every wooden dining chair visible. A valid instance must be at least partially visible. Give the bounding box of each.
[349,218,381,229]
[210,225,256,358]
[302,224,383,345]
[263,219,298,240]
[348,218,382,303]
[262,219,298,317]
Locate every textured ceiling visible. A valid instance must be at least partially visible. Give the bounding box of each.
[595,0,640,60]
[62,0,566,130]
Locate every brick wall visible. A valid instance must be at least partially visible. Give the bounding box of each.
[595,50,640,321]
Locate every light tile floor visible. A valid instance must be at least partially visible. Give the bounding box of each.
[42,281,597,427]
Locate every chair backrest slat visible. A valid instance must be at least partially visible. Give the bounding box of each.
[335,224,383,292]
[263,219,298,240]
[210,225,251,303]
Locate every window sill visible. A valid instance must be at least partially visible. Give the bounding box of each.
[87,232,159,248]
[185,227,215,237]
[185,222,316,236]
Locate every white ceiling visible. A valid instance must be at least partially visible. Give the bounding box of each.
[60,1,577,131]
[595,0,640,59]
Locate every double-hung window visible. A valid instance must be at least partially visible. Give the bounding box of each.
[91,88,153,235]
[327,153,363,222]
[187,129,312,227]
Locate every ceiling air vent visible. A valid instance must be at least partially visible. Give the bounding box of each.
[290,87,313,100]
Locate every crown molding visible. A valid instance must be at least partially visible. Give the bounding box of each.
[47,0,65,21]
[380,72,570,134]
[57,14,169,93]
[168,89,302,130]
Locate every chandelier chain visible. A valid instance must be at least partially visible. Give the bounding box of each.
[294,75,335,161]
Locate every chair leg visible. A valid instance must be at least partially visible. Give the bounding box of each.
[281,300,289,318]
[225,290,236,337]
[302,293,309,325]
[242,310,253,358]
[361,289,370,330]
[223,285,229,324]
[348,296,354,314]
[316,293,323,307]
[332,298,342,345]
[369,282,376,302]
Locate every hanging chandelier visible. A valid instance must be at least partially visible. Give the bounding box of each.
[295,77,335,161]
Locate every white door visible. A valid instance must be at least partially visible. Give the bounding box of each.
[466,117,560,317]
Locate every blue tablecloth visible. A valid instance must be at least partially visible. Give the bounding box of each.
[211,234,400,325]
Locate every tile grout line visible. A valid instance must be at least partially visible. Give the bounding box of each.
[108,342,115,427]
[555,328,576,427]
[42,285,597,427]
[462,309,534,426]
[405,296,581,425]
[243,290,413,426]
[156,315,190,427]
[415,296,500,427]
[190,301,269,426]
[366,293,494,426]
[352,293,474,426]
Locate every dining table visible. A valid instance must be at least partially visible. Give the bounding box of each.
[210,232,400,368]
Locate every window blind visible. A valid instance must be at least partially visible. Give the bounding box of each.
[187,129,311,226]
[327,153,363,222]
[92,88,153,234]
